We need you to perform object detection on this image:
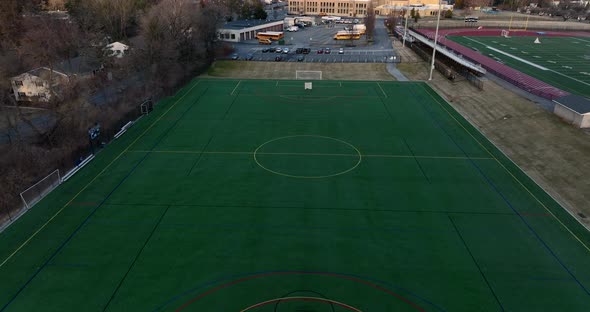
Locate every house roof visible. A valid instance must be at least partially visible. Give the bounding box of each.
[554,94,590,114]
[105,42,130,58]
[11,67,68,82]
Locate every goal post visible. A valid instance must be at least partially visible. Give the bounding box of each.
[295,70,322,80]
[20,169,61,210]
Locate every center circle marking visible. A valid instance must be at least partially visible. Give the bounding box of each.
[253,135,362,179]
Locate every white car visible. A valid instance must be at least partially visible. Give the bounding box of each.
[287,26,299,32]
[282,47,290,54]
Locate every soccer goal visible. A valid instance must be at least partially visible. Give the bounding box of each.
[20,169,61,209]
[501,30,510,38]
[296,70,322,80]
[140,98,153,115]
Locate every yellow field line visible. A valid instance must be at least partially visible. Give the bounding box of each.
[126,149,493,160]
[418,83,590,254]
[240,296,362,312]
[0,80,202,269]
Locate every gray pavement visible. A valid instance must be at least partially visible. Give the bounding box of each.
[386,63,408,81]
[227,17,401,65]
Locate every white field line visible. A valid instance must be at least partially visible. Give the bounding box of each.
[230,80,242,95]
[486,46,550,71]
[377,82,388,98]
[465,37,590,87]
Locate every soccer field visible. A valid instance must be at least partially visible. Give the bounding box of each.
[1,79,590,311]
[448,36,590,98]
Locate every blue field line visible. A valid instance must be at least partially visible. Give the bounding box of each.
[84,220,449,239]
[528,276,575,282]
[410,84,590,298]
[160,222,447,233]
[0,84,207,312]
[152,269,447,312]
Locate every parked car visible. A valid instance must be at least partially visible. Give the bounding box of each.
[302,48,311,54]
[275,47,283,53]
[296,48,303,54]
[317,49,324,54]
[325,48,331,54]
[338,48,344,54]
[275,56,283,61]
[231,53,239,60]
[282,47,290,54]
[297,55,304,62]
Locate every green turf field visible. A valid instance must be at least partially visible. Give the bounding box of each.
[2,78,590,311]
[448,36,590,98]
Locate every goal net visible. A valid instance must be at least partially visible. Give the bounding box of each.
[501,30,510,38]
[20,169,61,209]
[296,70,322,80]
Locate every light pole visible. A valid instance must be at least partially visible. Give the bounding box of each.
[428,1,442,81]
[402,7,409,47]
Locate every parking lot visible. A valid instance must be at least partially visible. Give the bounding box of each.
[226,17,400,64]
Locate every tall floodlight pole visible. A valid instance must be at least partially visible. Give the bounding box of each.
[402,8,409,47]
[428,0,442,81]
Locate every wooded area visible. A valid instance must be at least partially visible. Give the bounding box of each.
[0,0,228,221]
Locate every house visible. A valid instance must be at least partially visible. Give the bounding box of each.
[105,42,129,59]
[10,67,69,102]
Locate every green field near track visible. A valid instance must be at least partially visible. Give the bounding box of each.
[448,36,590,98]
[1,79,590,311]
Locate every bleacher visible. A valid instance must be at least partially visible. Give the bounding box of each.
[413,28,570,100]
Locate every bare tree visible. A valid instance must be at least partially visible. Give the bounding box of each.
[365,1,376,42]
[133,0,223,94]
[67,0,141,39]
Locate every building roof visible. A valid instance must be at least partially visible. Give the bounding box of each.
[221,19,282,30]
[554,94,590,114]
[105,42,129,58]
[11,67,68,82]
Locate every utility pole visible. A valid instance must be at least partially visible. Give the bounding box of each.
[402,8,409,47]
[428,0,442,81]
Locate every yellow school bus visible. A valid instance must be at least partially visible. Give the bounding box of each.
[333,31,361,40]
[256,31,284,41]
